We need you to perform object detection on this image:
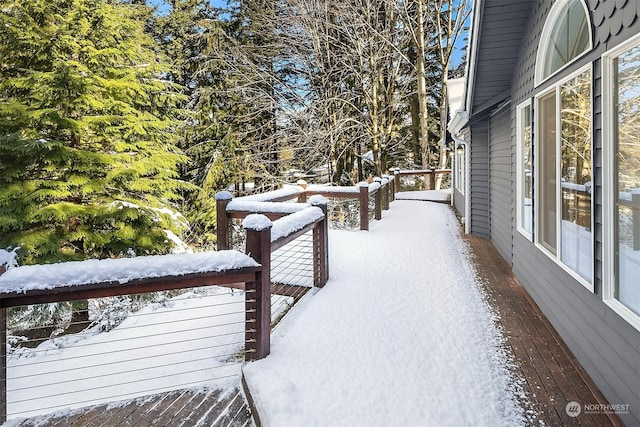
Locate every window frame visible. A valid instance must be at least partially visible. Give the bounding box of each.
[535,0,593,87]
[516,100,534,240]
[455,145,465,195]
[602,32,640,331]
[534,63,594,292]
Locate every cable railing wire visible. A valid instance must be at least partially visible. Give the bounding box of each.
[5,287,250,419]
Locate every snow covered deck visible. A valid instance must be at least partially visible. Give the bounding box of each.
[5,198,623,427]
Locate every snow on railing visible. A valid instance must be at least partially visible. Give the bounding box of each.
[392,168,452,192]
[220,177,394,237]
[233,185,304,202]
[270,206,325,243]
[0,250,267,423]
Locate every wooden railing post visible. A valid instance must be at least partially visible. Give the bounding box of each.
[429,167,436,190]
[310,197,329,287]
[633,189,640,251]
[244,215,272,361]
[373,178,382,221]
[359,183,369,231]
[388,174,396,202]
[381,175,390,210]
[216,191,233,250]
[297,180,308,203]
[393,169,400,194]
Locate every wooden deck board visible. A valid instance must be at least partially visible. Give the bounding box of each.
[465,234,624,427]
[8,386,253,427]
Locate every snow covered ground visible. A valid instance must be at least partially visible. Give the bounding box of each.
[396,189,451,202]
[243,199,525,426]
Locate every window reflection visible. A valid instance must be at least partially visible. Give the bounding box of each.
[615,45,640,316]
[560,70,592,282]
[539,92,557,254]
[520,105,533,235]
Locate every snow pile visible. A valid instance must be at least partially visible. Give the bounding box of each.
[214,190,234,201]
[0,250,259,293]
[306,184,360,194]
[227,200,307,215]
[234,185,303,202]
[307,195,327,207]
[396,189,451,202]
[271,207,324,242]
[243,200,525,426]
[242,214,273,232]
[367,181,381,192]
[0,247,19,270]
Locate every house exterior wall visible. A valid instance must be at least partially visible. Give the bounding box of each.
[452,182,465,220]
[452,127,469,222]
[488,105,513,263]
[469,121,490,238]
[502,1,640,424]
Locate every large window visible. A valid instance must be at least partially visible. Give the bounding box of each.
[560,71,592,282]
[536,0,592,85]
[516,102,533,238]
[536,67,593,287]
[539,91,557,254]
[603,35,640,326]
[455,145,465,194]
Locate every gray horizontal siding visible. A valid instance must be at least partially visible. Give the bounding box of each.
[489,106,513,263]
[453,188,465,220]
[512,238,640,424]
[470,121,490,238]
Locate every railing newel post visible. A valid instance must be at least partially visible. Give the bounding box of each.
[359,183,369,231]
[429,167,436,190]
[215,191,234,250]
[310,197,329,287]
[373,178,382,221]
[393,169,400,194]
[243,215,273,361]
[381,175,390,210]
[297,180,308,203]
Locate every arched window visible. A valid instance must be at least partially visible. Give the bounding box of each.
[536,0,592,84]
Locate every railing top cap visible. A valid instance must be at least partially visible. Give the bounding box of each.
[271,206,324,242]
[243,214,273,231]
[0,250,259,295]
[228,200,307,214]
[0,247,19,271]
[308,194,327,206]
[234,185,303,202]
[215,190,234,201]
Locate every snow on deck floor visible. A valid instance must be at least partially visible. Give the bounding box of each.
[395,189,451,202]
[243,200,525,427]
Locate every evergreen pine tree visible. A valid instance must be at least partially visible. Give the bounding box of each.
[0,0,195,264]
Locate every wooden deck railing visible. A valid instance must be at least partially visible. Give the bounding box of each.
[0,200,330,422]
[217,176,395,236]
[0,251,262,423]
[392,168,452,192]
